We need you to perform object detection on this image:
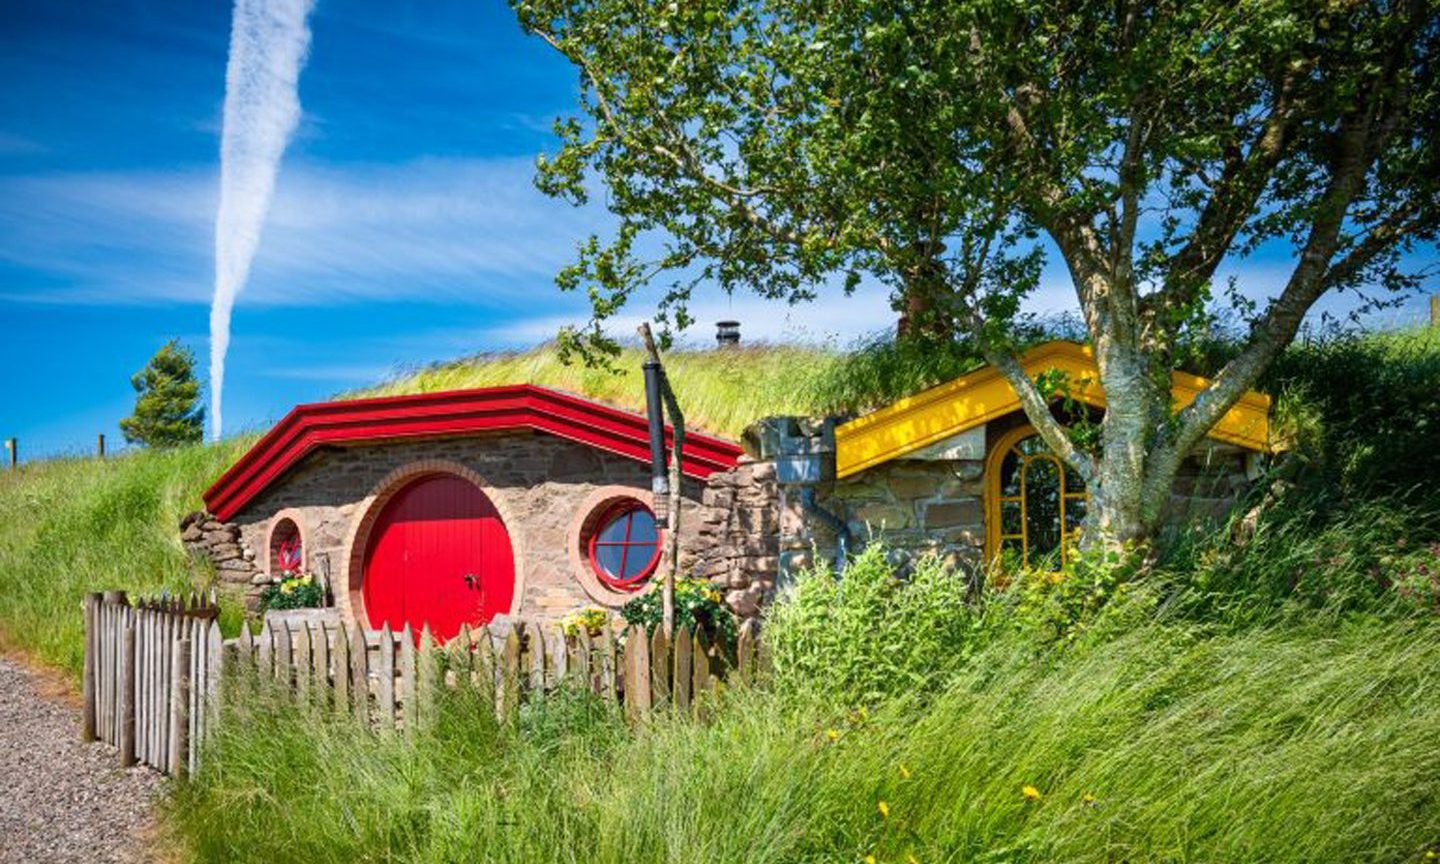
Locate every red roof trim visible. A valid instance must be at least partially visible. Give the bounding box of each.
[202,385,744,522]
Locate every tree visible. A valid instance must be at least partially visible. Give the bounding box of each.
[513,0,1440,551]
[120,340,205,448]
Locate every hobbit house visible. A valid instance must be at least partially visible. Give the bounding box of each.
[184,341,1274,638]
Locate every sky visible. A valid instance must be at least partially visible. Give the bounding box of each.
[0,0,1436,461]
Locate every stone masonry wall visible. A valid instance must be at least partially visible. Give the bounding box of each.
[686,458,781,618]
[187,431,711,625]
[180,511,262,592]
[181,414,1258,632]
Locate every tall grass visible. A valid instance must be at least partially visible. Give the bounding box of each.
[350,343,846,438]
[0,441,250,676]
[167,615,1440,863]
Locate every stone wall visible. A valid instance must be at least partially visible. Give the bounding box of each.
[180,511,263,594]
[189,431,713,625]
[687,458,781,617]
[181,412,1258,633]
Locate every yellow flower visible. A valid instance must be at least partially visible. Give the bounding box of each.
[906,856,920,864]
[1082,792,1097,805]
[826,729,841,742]
[864,856,877,864]
[877,800,890,819]
[898,763,911,779]
[1022,785,1042,800]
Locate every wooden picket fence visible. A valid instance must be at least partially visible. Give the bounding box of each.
[82,591,222,776]
[83,593,764,775]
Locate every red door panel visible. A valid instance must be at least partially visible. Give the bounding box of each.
[361,474,515,641]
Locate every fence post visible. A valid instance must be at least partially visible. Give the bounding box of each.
[673,625,693,713]
[81,593,99,742]
[349,623,370,727]
[624,626,651,724]
[4,438,15,470]
[417,626,436,734]
[97,433,106,458]
[399,625,416,739]
[377,625,396,735]
[169,636,191,778]
[649,626,671,710]
[119,617,136,767]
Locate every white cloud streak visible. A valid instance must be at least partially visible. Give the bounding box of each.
[210,0,317,439]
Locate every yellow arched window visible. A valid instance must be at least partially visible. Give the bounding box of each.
[984,425,1089,571]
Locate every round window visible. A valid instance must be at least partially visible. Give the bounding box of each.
[587,501,661,592]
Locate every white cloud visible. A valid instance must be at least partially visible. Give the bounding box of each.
[0,156,607,308]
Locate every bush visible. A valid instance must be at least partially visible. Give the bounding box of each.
[258,572,325,611]
[766,544,982,706]
[619,577,737,650]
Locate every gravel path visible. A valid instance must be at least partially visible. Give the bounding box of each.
[0,656,162,863]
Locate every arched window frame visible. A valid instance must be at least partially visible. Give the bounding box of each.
[984,424,1090,571]
[266,510,307,579]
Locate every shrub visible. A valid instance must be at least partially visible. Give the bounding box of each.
[258,572,325,611]
[619,577,737,649]
[766,544,982,706]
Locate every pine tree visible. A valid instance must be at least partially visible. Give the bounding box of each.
[120,340,205,448]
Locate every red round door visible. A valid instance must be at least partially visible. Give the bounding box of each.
[361,474,514,641]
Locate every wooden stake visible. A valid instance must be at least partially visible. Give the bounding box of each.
[81,594,98,742]
[169,637,191,778]
[119,618,136,767]
[636,323,685,638]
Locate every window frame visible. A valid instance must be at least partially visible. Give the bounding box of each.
[586,499,662,592]
[265,510,307,580]
[984,424,1089,572]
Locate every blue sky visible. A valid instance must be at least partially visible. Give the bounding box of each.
[1,0,1436,461]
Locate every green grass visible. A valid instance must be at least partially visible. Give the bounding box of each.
[1,326,1438,863]
[350,343,847,438]
[0,440,251,677]
[167,616,1440,863]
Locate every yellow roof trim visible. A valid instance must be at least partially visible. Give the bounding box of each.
[835,341,1272,479]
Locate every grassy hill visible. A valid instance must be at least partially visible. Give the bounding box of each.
[1,328,1437,863]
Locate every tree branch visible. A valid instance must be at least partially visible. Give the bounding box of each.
[1168,81,1404,462]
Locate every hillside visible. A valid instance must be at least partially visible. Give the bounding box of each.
[0,328,1438,862]
[2,328,1436,679]
[348,343,845,439]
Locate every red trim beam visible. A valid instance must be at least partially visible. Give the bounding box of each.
[202,385,745,522]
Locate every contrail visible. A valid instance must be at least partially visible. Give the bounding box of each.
[210,0,316,440]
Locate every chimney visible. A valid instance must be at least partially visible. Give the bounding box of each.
[716,320,740,347]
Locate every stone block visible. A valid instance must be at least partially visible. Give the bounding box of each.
[922,499,982,530]
[887,471,943,501]
[852,502,912,530]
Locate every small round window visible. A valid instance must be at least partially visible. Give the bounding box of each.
[587,501,661,592]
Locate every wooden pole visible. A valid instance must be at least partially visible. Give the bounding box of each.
[81,594,98,742]
[1430,294,1439,329]
[119,618,136,767]
[97,434,106,458]
[4,438,15,470]
[636,323,685,639]
[169,636,191,778]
